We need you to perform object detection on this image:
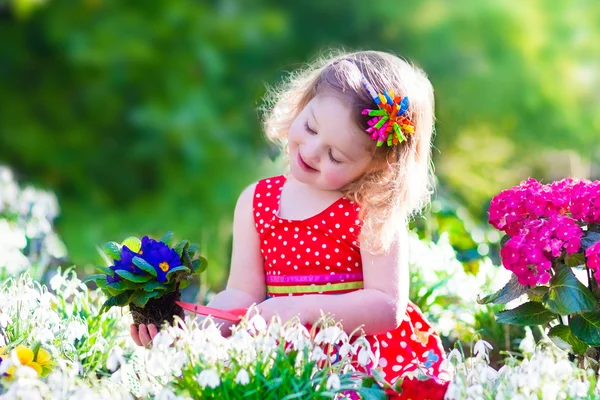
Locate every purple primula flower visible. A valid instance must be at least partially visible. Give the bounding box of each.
[107,245,144,283]
[143,239,182,283]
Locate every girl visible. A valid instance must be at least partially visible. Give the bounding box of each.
[132,50,447,390]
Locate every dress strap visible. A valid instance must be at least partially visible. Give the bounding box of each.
[252,175,285,233]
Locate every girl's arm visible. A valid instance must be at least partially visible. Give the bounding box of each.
[258,227,409,336]
[207,182,266,309]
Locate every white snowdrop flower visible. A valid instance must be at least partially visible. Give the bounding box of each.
[541,381,559,400]
[338,343,353,359]
[0,334,5,347]
[310,346,327,362]
[248,314,267,334]
[153,331,174,351]
[314,326,346,345]
[106,346,125,372]
[326,373,341,390]
[235,368,250,385]
[447,348,463,364]
[518,327,536,355]
[473,340,493,363]
[65,320,87,343]
[156,388,179,400]
[465,383,483,398]
[283,323,310,350]
[568,379,589,398]
[357,348,372,366]
[0,310,12,329]
[197,369,221,389]
[49,273,67,292]
[30,327,54,344]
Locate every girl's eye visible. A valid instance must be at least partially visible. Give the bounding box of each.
[328,149,341,164]
[304,121,317,135]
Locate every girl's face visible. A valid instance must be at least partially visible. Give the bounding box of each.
[288,92,375,191]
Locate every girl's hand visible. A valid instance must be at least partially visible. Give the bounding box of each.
[130,323,159,347]
[258,297,308,325]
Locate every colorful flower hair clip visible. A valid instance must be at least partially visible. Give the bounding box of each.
[361,76,415,147]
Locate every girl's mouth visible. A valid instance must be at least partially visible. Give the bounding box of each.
[298,152,318,173]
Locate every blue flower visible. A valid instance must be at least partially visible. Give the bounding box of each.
[142,238,182,283]
[107,245,144,283]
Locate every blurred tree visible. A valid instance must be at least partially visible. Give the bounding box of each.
[0,0,598,290]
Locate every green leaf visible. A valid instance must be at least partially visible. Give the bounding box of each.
[132,256,157,277]
[543,265,596,315]
[354,387,388,400]
[179,278,190,290]
[527,286,549,302]
[478,274,529,305]
[571,312,600,346]
[166,265,190,280]
[82,274,106,284]
[101,291,133,312]
[108,280,138,291]
[159,231,174,247]
[548,325,588,354]
[173,240,189,257]
[95,266,114,275]
[130,291,161,308]
[114,270,153,283]
[582,231,600,252]
[565,252,585,268]
[103,241,122,260]
[187,243,199,255]
[496,301,557,326]
[142,281,166,292]
[192,256,208,273]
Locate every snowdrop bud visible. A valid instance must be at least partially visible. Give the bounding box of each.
[447,348,463,364]
[518,327,536,355]
[357,348,370,366]
[326,373,341,390]
[197,369,220,389]
[234,368,250,385]
[473,340,493,363]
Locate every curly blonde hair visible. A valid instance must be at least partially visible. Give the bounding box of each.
[260,50,435,254]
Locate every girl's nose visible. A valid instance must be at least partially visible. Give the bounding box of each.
[302,145,321,166]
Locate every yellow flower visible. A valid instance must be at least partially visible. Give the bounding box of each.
[0,345,53,377]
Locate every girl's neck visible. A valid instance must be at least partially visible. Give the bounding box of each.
[284,174,343,199]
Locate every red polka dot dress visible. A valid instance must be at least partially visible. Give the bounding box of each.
[252,175,447,388]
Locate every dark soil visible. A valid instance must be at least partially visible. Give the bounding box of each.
[130,290,185,327]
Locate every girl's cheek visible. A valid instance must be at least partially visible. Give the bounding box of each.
[323,169,347,190]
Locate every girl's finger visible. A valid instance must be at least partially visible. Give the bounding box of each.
[130,324,143,346]
[138,324,152,347]
[148,324,159,339]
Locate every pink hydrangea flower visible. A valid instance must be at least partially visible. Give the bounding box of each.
[570,180,600,225]
[500,215,583,285]
[488,178,545,236]
[586,241,600,281]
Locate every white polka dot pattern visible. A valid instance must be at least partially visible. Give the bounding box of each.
[253,175,362,281]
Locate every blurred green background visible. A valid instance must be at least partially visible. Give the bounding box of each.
[1,0,599,290]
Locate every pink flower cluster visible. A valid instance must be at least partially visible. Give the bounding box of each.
[500,215,583,285]
[489,177,600,286]
[586,242,600,282]
[570,180,600,224]
[489,178,600,235]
